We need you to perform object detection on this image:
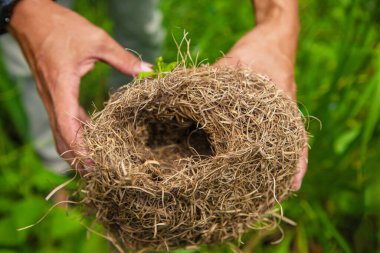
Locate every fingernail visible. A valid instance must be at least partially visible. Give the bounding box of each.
[140,62,153,72]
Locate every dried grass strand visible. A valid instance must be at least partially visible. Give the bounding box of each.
[79,65,307,251]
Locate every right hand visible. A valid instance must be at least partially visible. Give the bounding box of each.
[8,0,152,171]
[216,23,308,191]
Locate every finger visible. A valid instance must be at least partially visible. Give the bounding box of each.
[96,34,152,76]
[53,73,89,172]
[291,143,309,191]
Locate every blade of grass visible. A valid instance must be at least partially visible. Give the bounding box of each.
[313,203,352,253]
[361,53,380,160]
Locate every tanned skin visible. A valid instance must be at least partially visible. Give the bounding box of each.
[9,0,307,189]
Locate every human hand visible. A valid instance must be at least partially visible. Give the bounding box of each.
[216,24,297,99]
[216,23,308,191]
[8,0,151,172]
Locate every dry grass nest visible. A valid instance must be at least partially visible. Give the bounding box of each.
[79,65,307,251]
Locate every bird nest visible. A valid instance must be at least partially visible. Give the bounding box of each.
[79,65,306,251]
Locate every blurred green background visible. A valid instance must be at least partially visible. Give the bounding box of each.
[1,0,379,252]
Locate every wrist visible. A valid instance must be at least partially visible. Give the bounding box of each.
[252,0,299,64]
[253,0,299,40]
[9,0,53,35]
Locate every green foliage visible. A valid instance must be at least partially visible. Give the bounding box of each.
[137,56,177,80]
[0,54,27,141]
[0,0,379,252]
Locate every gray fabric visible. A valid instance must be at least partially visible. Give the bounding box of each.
[0,34,68,174]
[0,0,164,173]
[107,0,165,89]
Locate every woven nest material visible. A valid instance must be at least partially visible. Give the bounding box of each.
[79,65,306,251]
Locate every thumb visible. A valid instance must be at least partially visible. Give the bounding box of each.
[96,35,152,76]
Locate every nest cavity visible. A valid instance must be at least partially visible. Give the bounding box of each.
[80,66,306,251]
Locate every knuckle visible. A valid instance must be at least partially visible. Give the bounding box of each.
[93,28,109,40]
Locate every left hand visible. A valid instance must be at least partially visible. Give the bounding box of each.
[216,24,308,190]
[8,0,151,172]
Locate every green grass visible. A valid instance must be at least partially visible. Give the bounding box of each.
[0,0,380,252]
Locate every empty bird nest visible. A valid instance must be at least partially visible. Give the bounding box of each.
[78,65,307,252]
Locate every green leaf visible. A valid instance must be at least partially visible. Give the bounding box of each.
[11,197,49,229]
[0,217,24,246]
[313,204,352,253]
[333,124,361,154]
[170,250,197,253]
[49,209,83,239]
[364,174,380,214]
[137,71,156,80]
[137,57,177,80]
[296,225,309,253]
[0,62,28,140]
[0,250,18,253]
[361,56,380,158]
[154,57,178,74]
[0,198,13,213]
